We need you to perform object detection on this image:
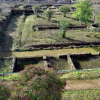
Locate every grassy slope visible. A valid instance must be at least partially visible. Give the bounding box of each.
[77,56,100,69]
[0,46,99,57]
[0,15,23,51]
[60,70,100,80]
[62,89,100,100]
[21,13,99,46]
[0,59,12,72]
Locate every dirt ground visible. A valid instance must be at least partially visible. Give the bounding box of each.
[65,78,100,90]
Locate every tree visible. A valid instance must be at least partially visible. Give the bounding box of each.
[44,10,53,21]
[12,65,65,100]
[32,6,39,15]
[59,5,71,17]
[72,0,93,25]
[58,19,70,38]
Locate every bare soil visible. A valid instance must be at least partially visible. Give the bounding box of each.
[65,78,100,90]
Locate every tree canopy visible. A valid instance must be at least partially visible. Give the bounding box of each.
[72,0,93,25]
[59,5,71,17]
[44,10,53,21]
[32,6,39,15]
[58,19,70,38]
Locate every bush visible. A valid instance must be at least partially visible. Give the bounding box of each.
[58,19,70,38]
[0,83,11,99]
[59,5,71,17]
[94,32,100,38]
[12,65,65,100]
[44,10,53,21]
[85,33,90,37]
[32,6,39,15]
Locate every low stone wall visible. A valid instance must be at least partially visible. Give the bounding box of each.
[58,54,76,70]
[11,9,34,14]
[11,9,24,14]
[43,56,48,69]
[10,57,16,72]
[25,41,100,49]
[16,56,43,60]
[70,53,92,58]
[37,25,87,30]
[67,55,76,70]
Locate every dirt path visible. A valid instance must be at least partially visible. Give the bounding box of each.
[65,79,100,90]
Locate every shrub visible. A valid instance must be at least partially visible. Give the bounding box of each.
[94,33,100,38]
[44,10,53,21]
[32,6,39,15]
[0,83,11,99]
[58,19,70,38]
[12,65,65,100]
[85,33,90,37]
[59,5,71,17]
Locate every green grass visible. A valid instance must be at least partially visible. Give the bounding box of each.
[0,73,20,81]
[60,70,100,80]
[62,89,100,100]
[0,15,24,51]
[0,59,12,72]
[0,46,100,57]
[0,6,100,50]
[76,56,100,69]
[48,57,70,70]
[20,13,99,47]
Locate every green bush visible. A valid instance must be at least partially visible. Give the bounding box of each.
[58,19,70,38]
[85,33,90,37]
[12,65,65,100]
[32,6,39,15]
[59,5,71,17]
[44,10,53,21]
[94,32,100,38]
[0,83,11,99]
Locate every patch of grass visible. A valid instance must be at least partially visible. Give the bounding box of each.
[0,15,23,51]
[75,56,100,69]
[0,73,20,81]
[62,89,100,100]
[0,46,100,57]
[60,70,100,80]
[48,57,70,70]
[14,14,25,49]
[20,14,99,47]
[0,59,12,72]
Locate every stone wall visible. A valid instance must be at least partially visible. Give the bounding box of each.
[10,57,16,72]
[37,25,87,30]
[25,41,100,49]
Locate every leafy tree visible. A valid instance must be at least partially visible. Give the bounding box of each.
[12,65,65,100]
[44,10,53,21]
[58,19,70,38]
[59,5,71,17]
[73,0,93,25]
[32,6,39,16]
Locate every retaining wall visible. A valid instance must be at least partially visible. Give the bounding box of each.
[25,41,100,49]
[37,25,87,30]
[10,57,16,72]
